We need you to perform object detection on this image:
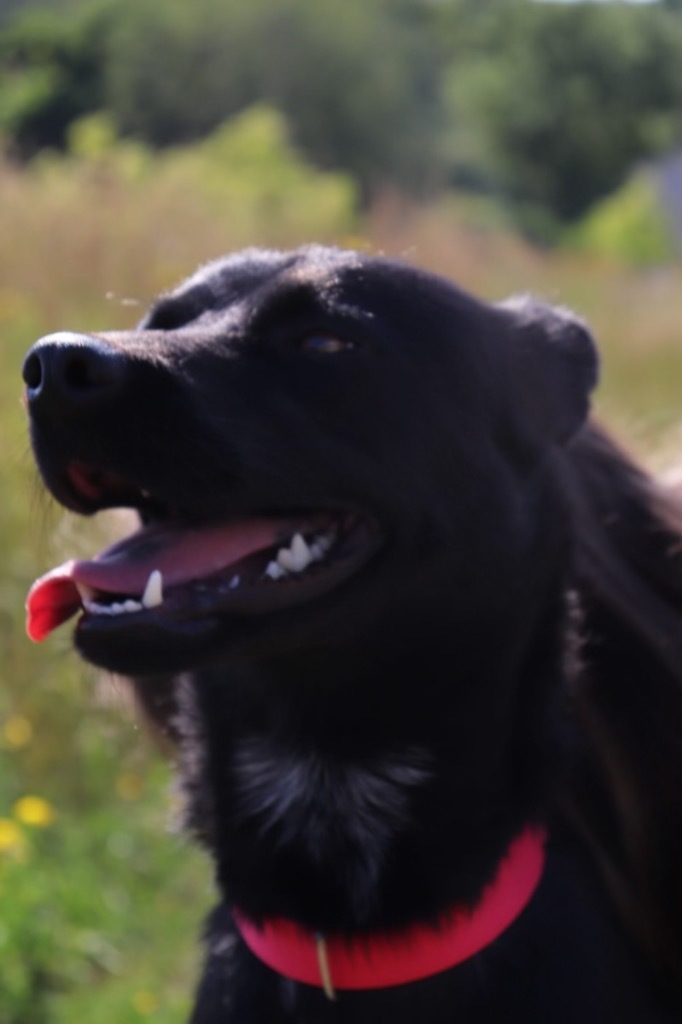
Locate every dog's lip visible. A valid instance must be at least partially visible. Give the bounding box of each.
[76,520,382,657]
[26,511,381,642]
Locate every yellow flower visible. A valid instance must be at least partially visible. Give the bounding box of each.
[13,796,56,828]
[133,991,159,1015]
[0,818,25,855]
[3,715,33,749]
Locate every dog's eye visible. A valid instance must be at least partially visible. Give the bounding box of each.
[300,334,353,355]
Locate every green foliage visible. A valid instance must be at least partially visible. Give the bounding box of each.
[28,107,357,256]
[568,173,676,268]
[2,0,682,226]
[0,760,208,1024]
[0,4,110,155]
[67,110,119,159]
[102,0,444,199]
[0,0,446,197]
[155,106,357,240]
[442,2,682,228]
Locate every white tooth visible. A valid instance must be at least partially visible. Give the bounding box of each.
[290,533,312,571]
[142,569,163,609]
[264,561,286,580]
[84,599,119,616]
[83,594,144,615]
[229,575,240,590]
[277,547,296,573]
[277,534,312,574]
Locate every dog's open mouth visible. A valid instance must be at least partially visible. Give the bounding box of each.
[26,466,382,643]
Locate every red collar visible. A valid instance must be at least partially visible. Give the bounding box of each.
[234,825,547,997]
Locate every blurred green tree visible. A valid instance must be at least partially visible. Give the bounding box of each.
[0,4,111,155]
[2,0,682,229]
[441,1,682,229]
[568,171,676,267]
[103,0,445,201]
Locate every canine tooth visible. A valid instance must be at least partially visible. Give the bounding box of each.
[264,561,286,580]
[229,575,241,590]
[142,569,163,609]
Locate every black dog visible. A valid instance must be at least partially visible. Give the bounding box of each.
[23,247,682,1022]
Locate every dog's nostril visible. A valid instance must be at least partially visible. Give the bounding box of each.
[23,332,127,411]
[63,350,114,392]
[22,351,44,392]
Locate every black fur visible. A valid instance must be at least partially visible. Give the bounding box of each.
[23,247,682,1021]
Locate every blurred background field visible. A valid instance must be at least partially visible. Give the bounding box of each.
[0,0,681,1021]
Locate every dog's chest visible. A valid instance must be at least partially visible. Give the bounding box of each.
[230,735,430,905]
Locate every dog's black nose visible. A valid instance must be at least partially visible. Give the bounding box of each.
[23,332,126,415]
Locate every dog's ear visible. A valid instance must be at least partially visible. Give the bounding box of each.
[497,296,599,448]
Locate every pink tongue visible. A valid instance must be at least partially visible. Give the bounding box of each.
[26,518,293,642]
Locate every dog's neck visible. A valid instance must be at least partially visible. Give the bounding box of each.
[233,825,548,998]
[176,596,567,934]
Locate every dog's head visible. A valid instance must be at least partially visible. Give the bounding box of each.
[23,246,597,677]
